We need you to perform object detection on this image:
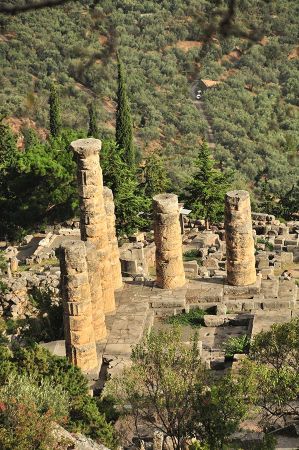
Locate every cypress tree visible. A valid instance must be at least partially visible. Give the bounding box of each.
[115,56,135,168]
[185,142,232,229]
[0,117,18,170]
[143,154,170,198]
[87,103,99,138]
[48,83,62,137]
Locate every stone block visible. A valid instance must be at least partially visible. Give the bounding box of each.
[204,315,225,327]
[183,260,199,274]
[280,252,293,263]
[129,232,145,242]
[285,239,298,246]
[261,299,292,310]
[223,280,260,297]
[257,259,269,269]
[10,257,18,272]
[273,244,283,251]
[216,304,227,315]
[202,256,219,269]
[186,281,224,303]
[120,258,138,275]
[198,267,210,278]
[260,267,274,279]
[261,278,279,298]
[212,251,224,260]
[279,226,289,235]
[278,280,297,301]
[287,245,297,253]
[256,243,265,250]
[150,298,186,309]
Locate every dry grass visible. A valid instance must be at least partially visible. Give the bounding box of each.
[288,45,299,60]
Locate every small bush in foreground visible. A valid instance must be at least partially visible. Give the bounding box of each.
[0,373,68,450]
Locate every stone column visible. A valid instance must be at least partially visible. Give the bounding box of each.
[85,242,107,341]
[60,241,98,373]
[225,190,256,286]
[71,138,115,314]
[153,193,186,289]
[103,186,122,290]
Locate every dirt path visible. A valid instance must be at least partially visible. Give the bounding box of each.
[190,81,216,148]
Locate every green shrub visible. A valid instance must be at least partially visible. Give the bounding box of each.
[1,373,69,420]
[0,373,69,450]
[25,288,63,342]
[0,280,8,294]
[256,238,274,251]
[167,308,205,327]
[5,318,24,335]
[223,335,250,358]
[0,252,7,272]
[183,249,202,265]
[0,343,117,449]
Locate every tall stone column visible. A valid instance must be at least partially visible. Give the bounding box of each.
[103,186,122,290]
[60,241,98,373]
[225,190,256,286]
[85,242,107,341]
[71,138,115,314]
[153,193,186,289]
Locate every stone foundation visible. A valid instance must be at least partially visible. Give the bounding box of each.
[153,193,185,289]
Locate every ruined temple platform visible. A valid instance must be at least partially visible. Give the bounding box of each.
[42,275,298,383]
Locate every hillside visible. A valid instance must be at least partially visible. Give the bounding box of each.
[0,0,299,201]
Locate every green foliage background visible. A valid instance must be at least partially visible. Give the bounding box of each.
[0,0,298,224]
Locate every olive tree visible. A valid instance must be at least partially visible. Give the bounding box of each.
[243,319,299,428]
[105,327,248,449]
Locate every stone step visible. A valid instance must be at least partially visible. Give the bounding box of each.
[153,307,186,318]
[224,298,295,312]
[103,302,149,357]
[188,302,217,312]
[150,297,186,309]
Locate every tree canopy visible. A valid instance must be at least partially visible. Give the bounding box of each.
[185,142,232,228]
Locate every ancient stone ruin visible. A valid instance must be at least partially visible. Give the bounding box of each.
[85,242,107,341]
[60,240,98,374]
[1,140,298,380]
[71,138,116,314]
[153,193,186,289]
[103,186,123,291]
[225,190,256,286]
